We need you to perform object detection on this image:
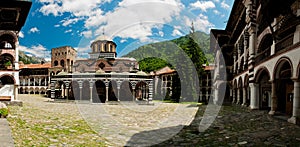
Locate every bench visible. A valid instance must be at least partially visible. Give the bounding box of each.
[0,96,11,101]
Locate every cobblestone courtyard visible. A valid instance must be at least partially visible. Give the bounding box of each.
[7,95,300,146]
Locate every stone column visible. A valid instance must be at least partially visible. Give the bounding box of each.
[61,84,64,98]
[232,89,236,104]
[89,86,93,103]
[15,40,19,70]
[148,80,153,102]
[14,85,18,101]
[65,82,69,100]
[105,82,109,102]
[243,87,247,106]
[236,88,240,104]
[117,87,120,101]
[50,81,55,99]
[132,87,136,101]
[249,83,259,109]
[233,58,236,74]
[271,40,276,55]
[288,79,300,124]
[212,83,218,105]
[161,76,164,96]
[269,80,277,115]
[206,88,209,102]
[79,81,83,101]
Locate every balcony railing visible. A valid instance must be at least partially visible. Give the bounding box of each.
[255,47,271,65]
[275,34,294,53]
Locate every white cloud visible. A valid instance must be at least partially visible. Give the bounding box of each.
[81,30,93,38]
[39,2,62,16]
[65,29,72,33]
[120,39,127,43]
[221,0,230,9]
[61,17,82,27]
[18,31,24,38]
[172,25,183,36]
[190,1,215,12]
[172,29,182,36]
[213,10,220,15]
[38,0,110,17]
[19,44,50,60]
[95,1,184,42]
[158,31,164,37]
[184,14,214,33]
[38,0,215,43]
[29,27,40,33]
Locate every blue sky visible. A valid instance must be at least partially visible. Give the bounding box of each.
[18,0,234,61]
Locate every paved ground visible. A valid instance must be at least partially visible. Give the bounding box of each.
[0,118,14,147]
[152,106,300,146]
[4,95,300,146]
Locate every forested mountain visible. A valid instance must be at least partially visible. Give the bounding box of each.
[19,51,46,64]
[124,31,213,102]
[123,31,213,73]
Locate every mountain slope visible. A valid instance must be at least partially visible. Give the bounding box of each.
[19,51,46,64]
[123,31,213,73]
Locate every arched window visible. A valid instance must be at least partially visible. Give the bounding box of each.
[54,60,58,66]
[60,60,65,67]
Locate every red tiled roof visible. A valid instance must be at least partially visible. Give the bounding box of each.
[19,62,51,69]
[204,65,214,71]
[155,66,176,75]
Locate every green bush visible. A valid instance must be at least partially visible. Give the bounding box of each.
[0,108,9,117]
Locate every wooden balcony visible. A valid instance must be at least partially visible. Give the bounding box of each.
[255,47,271,65]
[275,34,294,53]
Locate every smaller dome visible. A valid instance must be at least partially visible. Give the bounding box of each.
[95,35,112,41]
[96,69,105,74]
[136,71,147,75]
[57,71,68,75]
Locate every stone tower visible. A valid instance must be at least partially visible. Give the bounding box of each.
[51,46,77,74]
[0,0,32,101]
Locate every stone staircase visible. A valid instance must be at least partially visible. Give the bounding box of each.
[0,85,14,101]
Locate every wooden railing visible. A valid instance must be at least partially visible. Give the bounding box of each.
[255,47,271,65]
[275,34,294,53]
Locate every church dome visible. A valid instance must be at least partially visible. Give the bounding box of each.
[95,35,112,42]
[90,34,117,59]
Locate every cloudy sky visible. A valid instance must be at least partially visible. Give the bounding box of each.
[18,0,234,61]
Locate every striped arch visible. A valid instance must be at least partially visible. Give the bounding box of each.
[0,74,16,84]
[255,67,271,83]
[274,57,293,80]
[233,79,237,89]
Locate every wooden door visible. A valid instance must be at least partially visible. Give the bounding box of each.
[286,84,294,115]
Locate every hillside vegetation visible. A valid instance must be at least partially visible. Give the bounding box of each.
[124,31,213,102]
[124,31,213,74]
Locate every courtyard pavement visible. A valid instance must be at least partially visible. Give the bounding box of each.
[0,118,14,147]
[4,95,300,146]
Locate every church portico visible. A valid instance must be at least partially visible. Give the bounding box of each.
[51,73,153,103]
